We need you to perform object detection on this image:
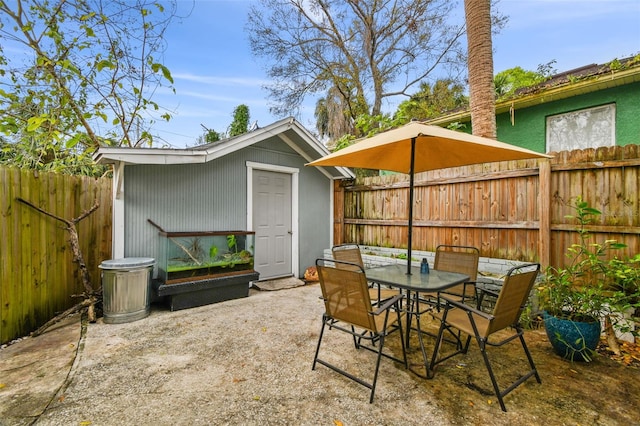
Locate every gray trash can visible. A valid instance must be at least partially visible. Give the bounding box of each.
[100,257,155,324]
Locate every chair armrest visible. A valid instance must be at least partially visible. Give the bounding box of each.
[476,287,499,310]
[439,281,477,295]
[373,293,404,316]
[479,287,499,298]
[440,295,494,321]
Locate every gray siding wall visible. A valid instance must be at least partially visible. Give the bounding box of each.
[298,163,332,272]
[124,136,332,278]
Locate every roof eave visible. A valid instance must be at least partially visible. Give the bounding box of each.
[93,149,207,165]
[93,117,355,179]
[427,67,640,126]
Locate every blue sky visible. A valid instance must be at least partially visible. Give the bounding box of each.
[152,0,640,148]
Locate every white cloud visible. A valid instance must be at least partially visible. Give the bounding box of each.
[172,72,269,87]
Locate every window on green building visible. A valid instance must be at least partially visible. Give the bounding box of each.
[546,103,616,152]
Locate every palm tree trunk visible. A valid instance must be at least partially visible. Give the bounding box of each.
[464,0,497,139]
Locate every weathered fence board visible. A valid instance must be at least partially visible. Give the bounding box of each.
[1,167,112,344]
[335,145,640,269]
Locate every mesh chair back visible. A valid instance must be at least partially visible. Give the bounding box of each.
[434,245,479,299]
[434,245,479,281]
[489,264,540,334]
[332,244,365,271]
[317,261,377,332]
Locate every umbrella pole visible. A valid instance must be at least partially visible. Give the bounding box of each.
[407,137,416,275]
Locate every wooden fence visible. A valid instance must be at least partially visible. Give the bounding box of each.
[334,145,640,269]
[1,166,112,344]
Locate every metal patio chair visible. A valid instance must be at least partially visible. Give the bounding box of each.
[428,263,542,412]
[312,258,407,403]
[432,244,480,305]
[332,244,399,305]
[408,245,481,345]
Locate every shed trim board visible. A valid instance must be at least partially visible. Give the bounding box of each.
[113,162,125,258]
[93,118,354,179]
[246,161,300,279]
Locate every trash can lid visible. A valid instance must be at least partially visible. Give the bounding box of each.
[99,257,155,269]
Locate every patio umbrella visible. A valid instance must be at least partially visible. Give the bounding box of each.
[307,121,552,274]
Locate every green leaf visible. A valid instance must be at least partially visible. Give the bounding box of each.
[96,60,114,71]
[583,207,602,215]
[152,63,173,83]
[26,116,46,132]
[66,134,81,148]
[80,12,96,21]
[610,243,628,249]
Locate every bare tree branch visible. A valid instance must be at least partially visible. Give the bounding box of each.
[248,0,467,124]
[16,196,99,293]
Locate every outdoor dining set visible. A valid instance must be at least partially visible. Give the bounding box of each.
[305,122,552,411]
[311,243,541,412]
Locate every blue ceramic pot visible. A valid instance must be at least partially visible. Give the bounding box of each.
[542,311,601,362]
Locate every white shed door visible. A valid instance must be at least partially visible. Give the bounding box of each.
[253,169,292,279]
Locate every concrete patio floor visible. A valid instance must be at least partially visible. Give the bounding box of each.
[1,283,639,425]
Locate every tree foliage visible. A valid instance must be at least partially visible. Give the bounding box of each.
[0,0,177,175]
[195,128,221,146]
[315,86,354,141]
[194,104,253,146]
[228,104,250,137]
[494,61,556,100]
[248,0,467,126]
[395,79,468,122]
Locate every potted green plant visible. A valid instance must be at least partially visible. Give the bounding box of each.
[536,197,640,362]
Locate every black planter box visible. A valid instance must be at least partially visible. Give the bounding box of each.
[155,271,259,311]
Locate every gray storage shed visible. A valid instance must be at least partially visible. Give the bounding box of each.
[94,117,353,282]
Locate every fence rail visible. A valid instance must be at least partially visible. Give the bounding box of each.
[334,145,640,269]
[1,166,112,344]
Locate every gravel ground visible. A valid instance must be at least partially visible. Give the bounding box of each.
[2,282,639,425]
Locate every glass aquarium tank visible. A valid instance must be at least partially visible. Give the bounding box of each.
[157,230,255,284]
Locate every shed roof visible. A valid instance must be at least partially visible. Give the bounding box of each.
[93,117,353,179]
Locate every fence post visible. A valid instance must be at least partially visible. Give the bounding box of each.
[333,179,345,246]
[538,159,551,268]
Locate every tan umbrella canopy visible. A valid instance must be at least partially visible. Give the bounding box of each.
[307,121,552,274]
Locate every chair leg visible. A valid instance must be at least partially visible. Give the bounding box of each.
[427,316,447,379]
[476,337,508,412]
[352,325,360,349]
[519,333,542,384]
[477,331,542,412]
[312,316,328,371]
[369,332,385,403]
[428,317,471,379]
[312,306,407,403]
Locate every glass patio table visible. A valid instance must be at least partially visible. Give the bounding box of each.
[366,264,469,377]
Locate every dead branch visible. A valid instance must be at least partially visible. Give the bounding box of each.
[147,218,201,265]
[16,197,101,334]
[169,237,202,265]
[30,296,96,337]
